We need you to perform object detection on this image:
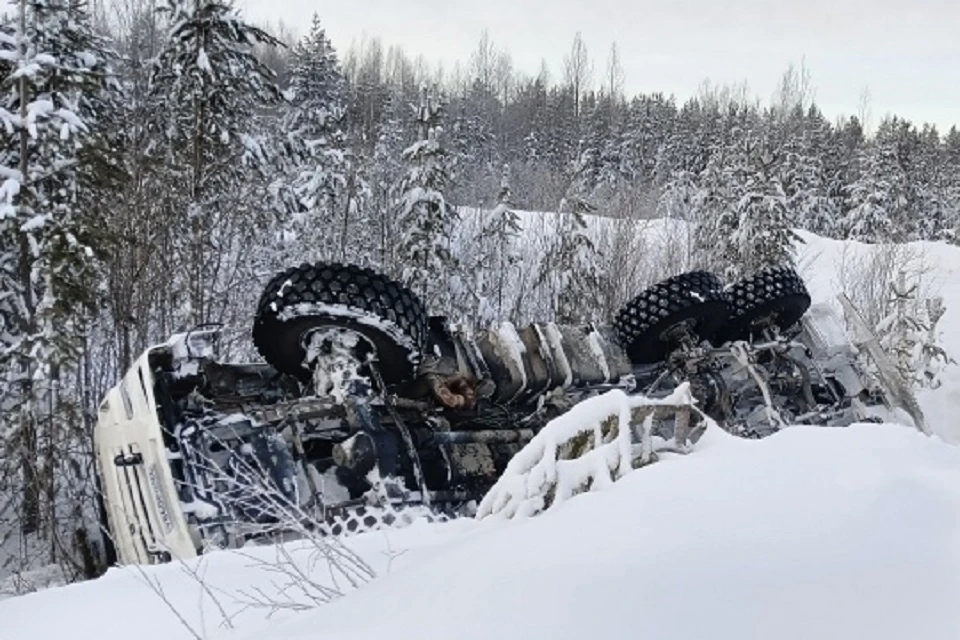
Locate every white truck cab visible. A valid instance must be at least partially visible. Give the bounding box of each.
[94,332,218,564]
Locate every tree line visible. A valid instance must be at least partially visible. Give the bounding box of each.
[0,0,957,582]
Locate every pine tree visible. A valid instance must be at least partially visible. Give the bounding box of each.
[148,0,284,327]
[0,0,114,540]
[276,14,361,263]
[392,86,459,312]
[475,164,522,325]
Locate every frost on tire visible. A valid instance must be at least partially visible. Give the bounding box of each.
[613,271,730,364]
[252,262,429,385]
[717,265,811,344]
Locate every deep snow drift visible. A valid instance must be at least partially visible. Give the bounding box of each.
[261,423,960,640]
[3,422,960,640]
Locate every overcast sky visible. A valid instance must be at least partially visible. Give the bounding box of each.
[238,0,959,132]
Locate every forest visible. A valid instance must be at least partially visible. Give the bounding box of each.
[1,0,958,584]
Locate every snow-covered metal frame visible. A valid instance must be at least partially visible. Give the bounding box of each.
[478,384,703,520]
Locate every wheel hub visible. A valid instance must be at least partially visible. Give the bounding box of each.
[302,326,376,400]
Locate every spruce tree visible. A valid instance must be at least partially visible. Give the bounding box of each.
[733,145,799,276]
[148,0,284,326]
[535,153,603,324]
[392,86,459,312]
[277,14,363,263]
[0,0,114,541]
[843,142,897,243]
[475,164,522,325]
[692,134,799,279]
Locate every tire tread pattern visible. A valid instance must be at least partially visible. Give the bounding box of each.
[613,271,730,364]
[718,265,811,344]
[253,262,429,383]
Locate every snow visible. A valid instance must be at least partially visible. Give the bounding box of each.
[584,326,611,380]
[541,322,573,387]
[3,422,960,640]
[275,301,419,364]
[5,225,960,638]
[794,230,960,442]
[266,424,960,640]
[478,384,695,520]
[197,47,212,75]
[19,214,48,232]
[486,321,528,399]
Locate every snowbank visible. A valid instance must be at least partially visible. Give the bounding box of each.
[477,384,698,520]
[243,423,960,640]
[4,422,960,640]
[795,230,960,442]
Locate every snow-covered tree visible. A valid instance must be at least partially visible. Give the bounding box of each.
[276,14,365,263]
[733,146,799,277]
[690,146,739,276]
[368,94,407,269]
[692,134,799,279]
[533,153,603,324]
[843,119,916,243]
[475,164,522,325]
[657,169,697,220]
[843,143,897,243]
[0,0,114,543]
[148,0,284,326]
[392,86,459,312]
[875,271,953,390]
[915,297,953,389]
[779,137,838,236]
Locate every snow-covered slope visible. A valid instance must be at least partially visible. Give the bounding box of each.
[3,422,960,640]
[794,230,960,442]
[260,424,960,640]
[4,226,960,639]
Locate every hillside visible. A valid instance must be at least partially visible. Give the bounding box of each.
[2,422,959,640]
[2,227,960,639]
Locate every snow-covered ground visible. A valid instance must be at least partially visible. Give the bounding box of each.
[4,226,960,639]
[795,230,960,443]
[3,422,960,640]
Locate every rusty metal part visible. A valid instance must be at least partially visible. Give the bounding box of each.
[427,373,479,410]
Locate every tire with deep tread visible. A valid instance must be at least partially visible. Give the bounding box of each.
[253,262,429,384]
[613,271,731,364]
[716,265,811,344]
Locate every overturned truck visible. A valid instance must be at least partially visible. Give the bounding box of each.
[94,262,920,564]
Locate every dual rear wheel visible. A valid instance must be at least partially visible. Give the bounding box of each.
[612,265,812,364]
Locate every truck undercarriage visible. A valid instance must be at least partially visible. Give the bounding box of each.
[94,261,922,564]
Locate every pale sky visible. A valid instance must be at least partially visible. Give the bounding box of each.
[238,0,960,132]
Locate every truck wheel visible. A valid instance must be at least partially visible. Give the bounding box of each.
[613,271,730,364]
[253,262,429,385]
[716,265,811,344]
